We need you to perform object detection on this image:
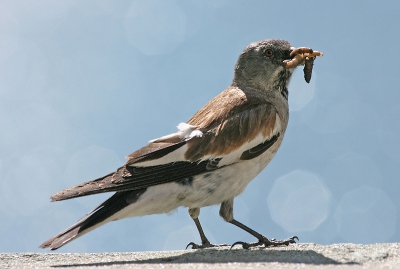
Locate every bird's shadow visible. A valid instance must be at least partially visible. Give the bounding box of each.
[52,248,355,267]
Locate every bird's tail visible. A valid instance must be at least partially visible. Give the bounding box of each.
[40,189,146,250]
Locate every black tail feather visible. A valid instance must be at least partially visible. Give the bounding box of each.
[40,189,147,250]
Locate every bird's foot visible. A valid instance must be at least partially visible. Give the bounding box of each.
[230,236,298,250]
[186,240,230,249]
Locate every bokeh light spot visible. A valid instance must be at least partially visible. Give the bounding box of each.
[335,187,397,243]
[323,152,382,197]
[300,72,360,134]
[268,170,330,233]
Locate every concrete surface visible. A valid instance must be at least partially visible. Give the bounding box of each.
[1,243,400,269]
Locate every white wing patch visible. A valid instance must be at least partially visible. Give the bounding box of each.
[177,123,203,140]
[148,123,202,143]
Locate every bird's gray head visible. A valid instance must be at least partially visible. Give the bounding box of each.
[232,39,295,94]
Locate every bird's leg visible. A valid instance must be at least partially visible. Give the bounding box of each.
[186,208,229,249]
[186,208,212,249]
[219,198,298,250]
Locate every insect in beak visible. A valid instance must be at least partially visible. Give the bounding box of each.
[282,47,323,83]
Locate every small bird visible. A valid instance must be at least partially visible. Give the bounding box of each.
[40,39,322,250]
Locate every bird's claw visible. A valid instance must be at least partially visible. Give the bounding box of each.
[186,242,200,249]
[186,241,230,250]
[230,236,298,249]
[230,241,251,250]
[262,235,298,247]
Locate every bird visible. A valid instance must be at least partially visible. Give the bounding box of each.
[40,39,322,251]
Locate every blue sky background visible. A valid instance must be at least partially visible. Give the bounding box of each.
[1,0,400,252]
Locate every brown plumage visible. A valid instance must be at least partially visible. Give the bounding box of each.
[185,86,279,160]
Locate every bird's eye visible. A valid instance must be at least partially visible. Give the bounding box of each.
[265,49,273,57]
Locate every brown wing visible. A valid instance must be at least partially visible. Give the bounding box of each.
[184,86,280,160]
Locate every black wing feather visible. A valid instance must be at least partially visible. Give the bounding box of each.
[240,133,280,160]
[51,159,221,201]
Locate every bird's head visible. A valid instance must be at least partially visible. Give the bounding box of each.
[232,39,322,95]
